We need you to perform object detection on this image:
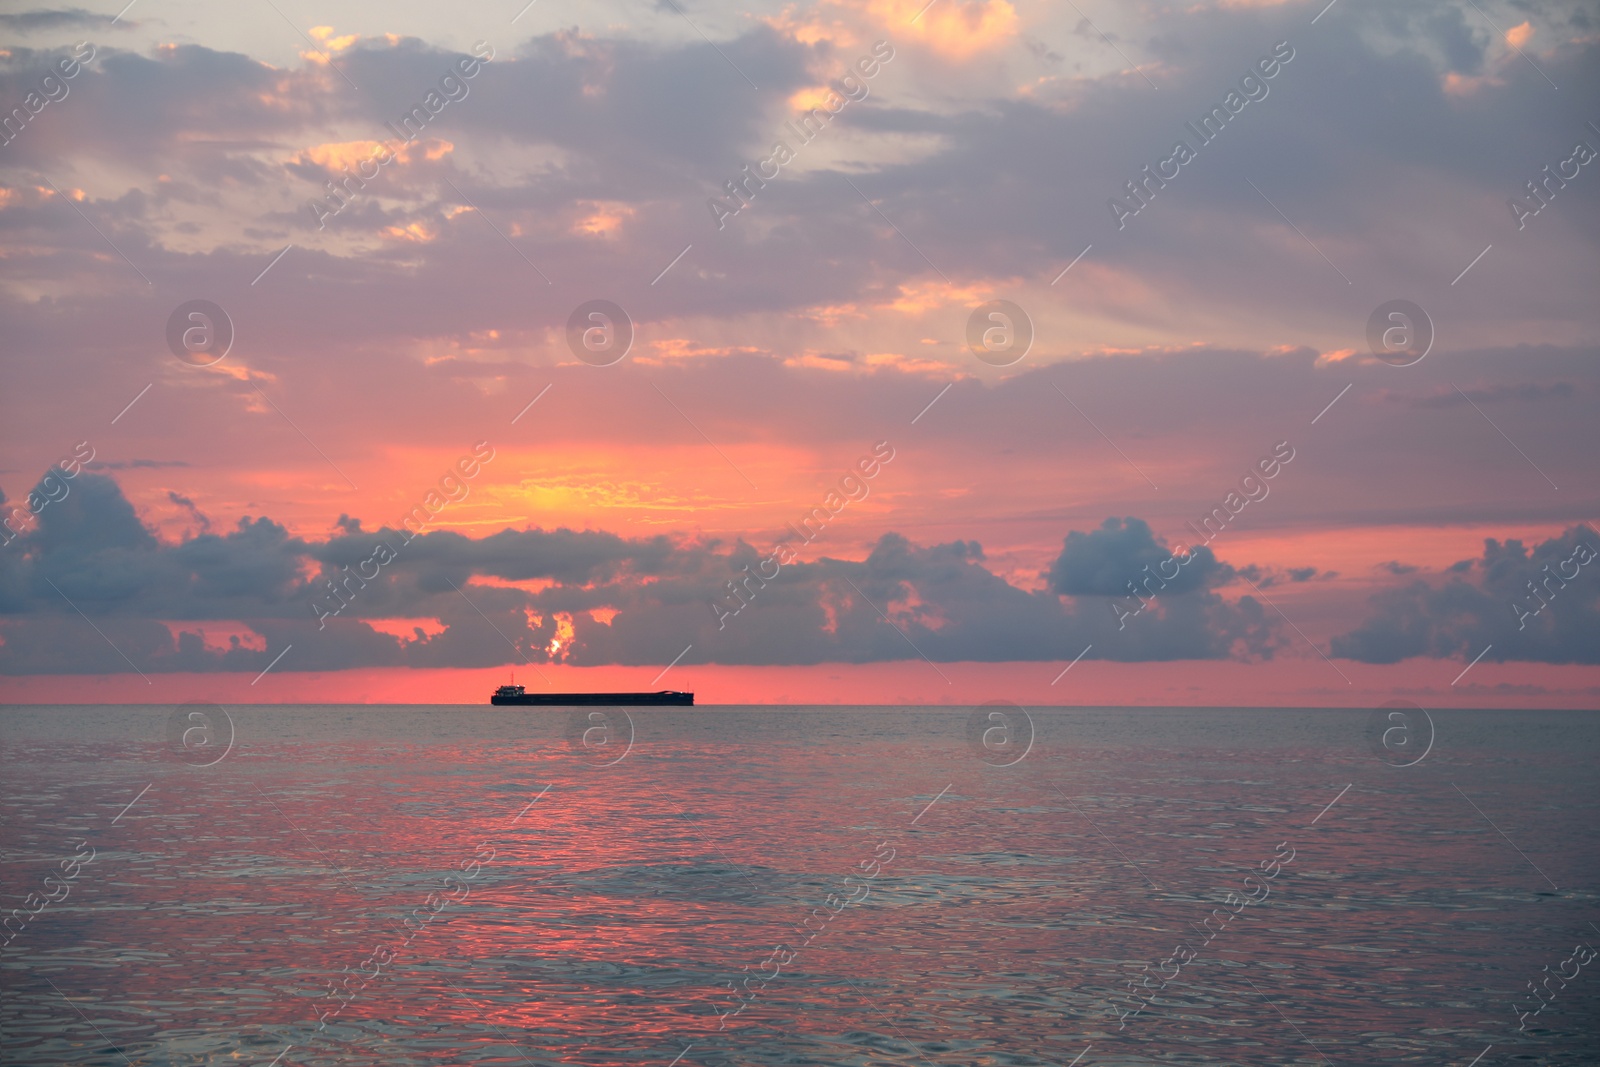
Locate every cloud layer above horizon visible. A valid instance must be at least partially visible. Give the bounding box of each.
[0,469,1594,675]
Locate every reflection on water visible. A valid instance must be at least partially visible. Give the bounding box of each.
[1,706,1597,1066]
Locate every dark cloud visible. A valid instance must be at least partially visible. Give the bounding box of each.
[166,489,211,534]
[1332,527,1600,664]
[1397,382,1579,409]
[33,469,158,557]
[1246,565,1333,588]
[0,9,113,31]
[0,472,1288,673]
[1046,517,1231,597]
[88,459,191,470]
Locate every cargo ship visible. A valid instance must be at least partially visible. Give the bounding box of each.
[490,685,693,706]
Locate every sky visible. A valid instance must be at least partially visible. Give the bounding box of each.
[0,0,1597,706]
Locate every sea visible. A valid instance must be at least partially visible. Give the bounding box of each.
[1,705,1596,1066]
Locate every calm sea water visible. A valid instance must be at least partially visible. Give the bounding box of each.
[1,705,1596,1067]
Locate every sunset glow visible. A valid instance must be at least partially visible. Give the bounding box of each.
[0,0,1595,708]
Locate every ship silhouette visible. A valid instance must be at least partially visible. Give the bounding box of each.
[490,684,693,706]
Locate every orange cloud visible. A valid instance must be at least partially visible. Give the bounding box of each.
[383,221,437,243]
[1444,22,1536,95]
[1443,71,1491,96]
[862,350,952,375]
[0,186,58,211]
[546,611,576,659]
[789,86,841,113]
[778,348,952,375]
[783,350,861,372]
[472,576,557,596]
[292,138,452,174]
[308,26,359,52]
[633,338,770,364]
[883,278,991,314]
[159,622,267,653]
[34,183,87,203]
[801,302,868,327]
[869,0,1018,58]
[298,140,386,171]
[573,201,635,237]
[771,0,1016,56]
[362,617,447,641]
[762,4,866,50]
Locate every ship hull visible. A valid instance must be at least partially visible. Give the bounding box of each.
[490,692,693,706]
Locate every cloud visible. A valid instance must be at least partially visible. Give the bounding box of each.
[1047,516,1232,597]
[166,490,211,535]
[88,459,192,470]
[868,0,1019,58]
[0,472,1289,673]
[5,4,1597,362]
[0,9,116,31]
[1331,526,1600,664]
[1395,382,1579,409]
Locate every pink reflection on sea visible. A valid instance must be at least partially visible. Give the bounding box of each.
[1,706,1597,1066]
